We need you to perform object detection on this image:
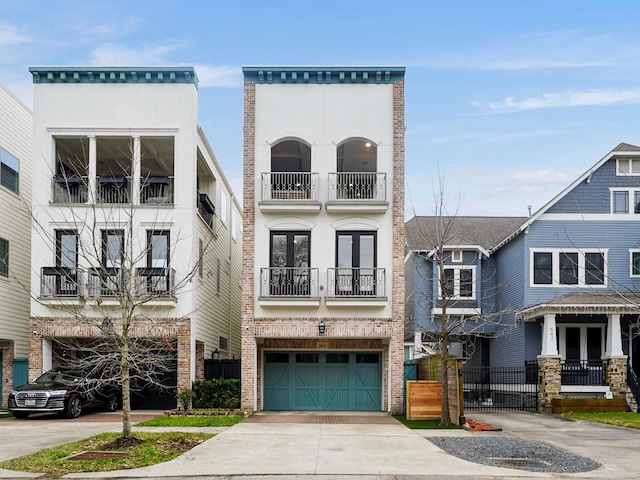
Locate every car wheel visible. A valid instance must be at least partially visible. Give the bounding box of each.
[65,396,82,418]
[12,411,29,419]
[106,395,118,412]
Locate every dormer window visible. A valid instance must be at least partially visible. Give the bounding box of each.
[451,250,462,263]
[616,158,640,175]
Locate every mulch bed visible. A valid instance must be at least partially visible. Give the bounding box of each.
[464,418,502,431]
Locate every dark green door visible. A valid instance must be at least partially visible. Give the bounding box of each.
[264,351,381,411]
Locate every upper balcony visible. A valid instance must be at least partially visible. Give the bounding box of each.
[259,172,321,213]
[325,267,387,306]
[326,172,388,213]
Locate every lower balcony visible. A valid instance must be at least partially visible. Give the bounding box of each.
[326,267,387,307]
[40,267,85,304]
[135,267,176,301]
[259,267,320,307]
[87,268,125,299]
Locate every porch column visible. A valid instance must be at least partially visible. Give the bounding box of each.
[540,313,558,356]
[604,313,624,357]
[132,136,141,206]
[603,313,628,399]
[538,313,561,412]
[87,135,97,203]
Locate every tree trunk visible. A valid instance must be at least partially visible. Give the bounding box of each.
[121,342,132,439]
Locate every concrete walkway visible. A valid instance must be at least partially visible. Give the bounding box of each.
[3,411,640,479]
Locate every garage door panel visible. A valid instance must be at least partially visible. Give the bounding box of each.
[264,351,381,411]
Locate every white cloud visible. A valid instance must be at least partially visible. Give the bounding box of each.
[486,89,640,112]
[89,43,182,66]
[491,168,576,194]
[193,65,242,88]
[0,22,31,46]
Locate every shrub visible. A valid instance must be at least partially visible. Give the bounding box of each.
[192,379,241,409]
[177,388,195,412]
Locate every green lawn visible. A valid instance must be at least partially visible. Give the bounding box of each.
[136,415,244,427]
[0,431,213,475]
[393,414,462,429]
[563,412,640,429]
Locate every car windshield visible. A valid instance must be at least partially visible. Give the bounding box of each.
[35,371,80,384]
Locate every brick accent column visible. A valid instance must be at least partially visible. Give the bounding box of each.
[195,341,205,380]
[0,342,15,409]
[389,81,406,414]
[241,81,256,413]
[28,319,43,381]
[176,321,191,392]
[604,356,628,399]
[538,356,561,412]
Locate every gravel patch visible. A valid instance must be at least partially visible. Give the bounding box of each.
[428,436,601,473]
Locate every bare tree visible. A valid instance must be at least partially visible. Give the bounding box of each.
[27,145,206,441]
[406,172,521,426]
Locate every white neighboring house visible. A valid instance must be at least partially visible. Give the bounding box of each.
[241,66,406,413]
[0,82,32,408]
[28,67,242,408]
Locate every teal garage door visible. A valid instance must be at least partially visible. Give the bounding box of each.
[263,352,381,411]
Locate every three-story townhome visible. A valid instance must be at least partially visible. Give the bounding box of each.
[241,66,406,413]
[27,67,242,410]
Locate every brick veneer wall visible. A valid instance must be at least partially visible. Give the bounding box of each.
[0,341,15,408]
[390,81,406,414]
[29,316,192,393]
[241,81,256,411]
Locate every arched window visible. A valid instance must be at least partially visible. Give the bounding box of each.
[269,140,311,199]
[335,139,378,200]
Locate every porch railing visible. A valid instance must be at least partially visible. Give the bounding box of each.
[326,267,386,297]
[40,267,84,298]
[140,176,174,204]
[260,267,319,297]
[135,267,176,298]
[261,172,319,201]
[328,172,386,201]
[560,360,606,386]
[51,175,89,204]
[97,175,130,204]
[628,360,640,408]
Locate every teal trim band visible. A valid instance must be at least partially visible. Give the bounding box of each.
[243,66,405,84]
[29,66,199,88]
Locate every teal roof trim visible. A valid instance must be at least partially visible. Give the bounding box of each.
[243,66,405,84]
[29,66,199,88]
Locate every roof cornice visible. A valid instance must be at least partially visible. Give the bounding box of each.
[242,66,405,84]
[29,66,199,88]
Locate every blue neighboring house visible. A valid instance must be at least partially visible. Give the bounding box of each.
[406,143,640,406]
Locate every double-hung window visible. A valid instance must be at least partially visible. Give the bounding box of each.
[0,148,19,194]
[611,188,640,214]
[630,250,640,277]
[531,249,606,287]
[0,237,8,276]
[440,266,475,299]
[99,230,124,295]
[146,230,170,294]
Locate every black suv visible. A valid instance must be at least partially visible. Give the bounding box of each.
[9,369,119,419]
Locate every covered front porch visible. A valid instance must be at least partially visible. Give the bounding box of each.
[521,292,640,411]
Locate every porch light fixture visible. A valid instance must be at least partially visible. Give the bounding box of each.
[212,348,220,360]
[318,320,326,335]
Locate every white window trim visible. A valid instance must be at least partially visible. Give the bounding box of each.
[616,158,640,176]
[530,248,608,288]
[451,250,462,263]
[630,249,640,277]
[610,187,640,214]
[438,265,476,300]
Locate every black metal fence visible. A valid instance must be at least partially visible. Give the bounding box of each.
[628,360,639,411]
[462,362,538,412]
[204,359,241,380]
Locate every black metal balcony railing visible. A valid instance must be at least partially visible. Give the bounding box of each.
[135,267,176,298]
[40,267,84,298]
[327,267,386,297]
[197,192,217,232]
[560,360,606,386]
[97,175,130,204]
[328,172,386,201]
[260,267,319,297]
[87,268,124,298]
[51,175,89,204]
[261,172,319,201]
[140,176,174,204]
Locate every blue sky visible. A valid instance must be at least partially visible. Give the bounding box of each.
[2,0,640,217]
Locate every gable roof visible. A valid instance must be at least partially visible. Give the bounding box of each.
[405,216,528,253]
[491,142,640,252]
